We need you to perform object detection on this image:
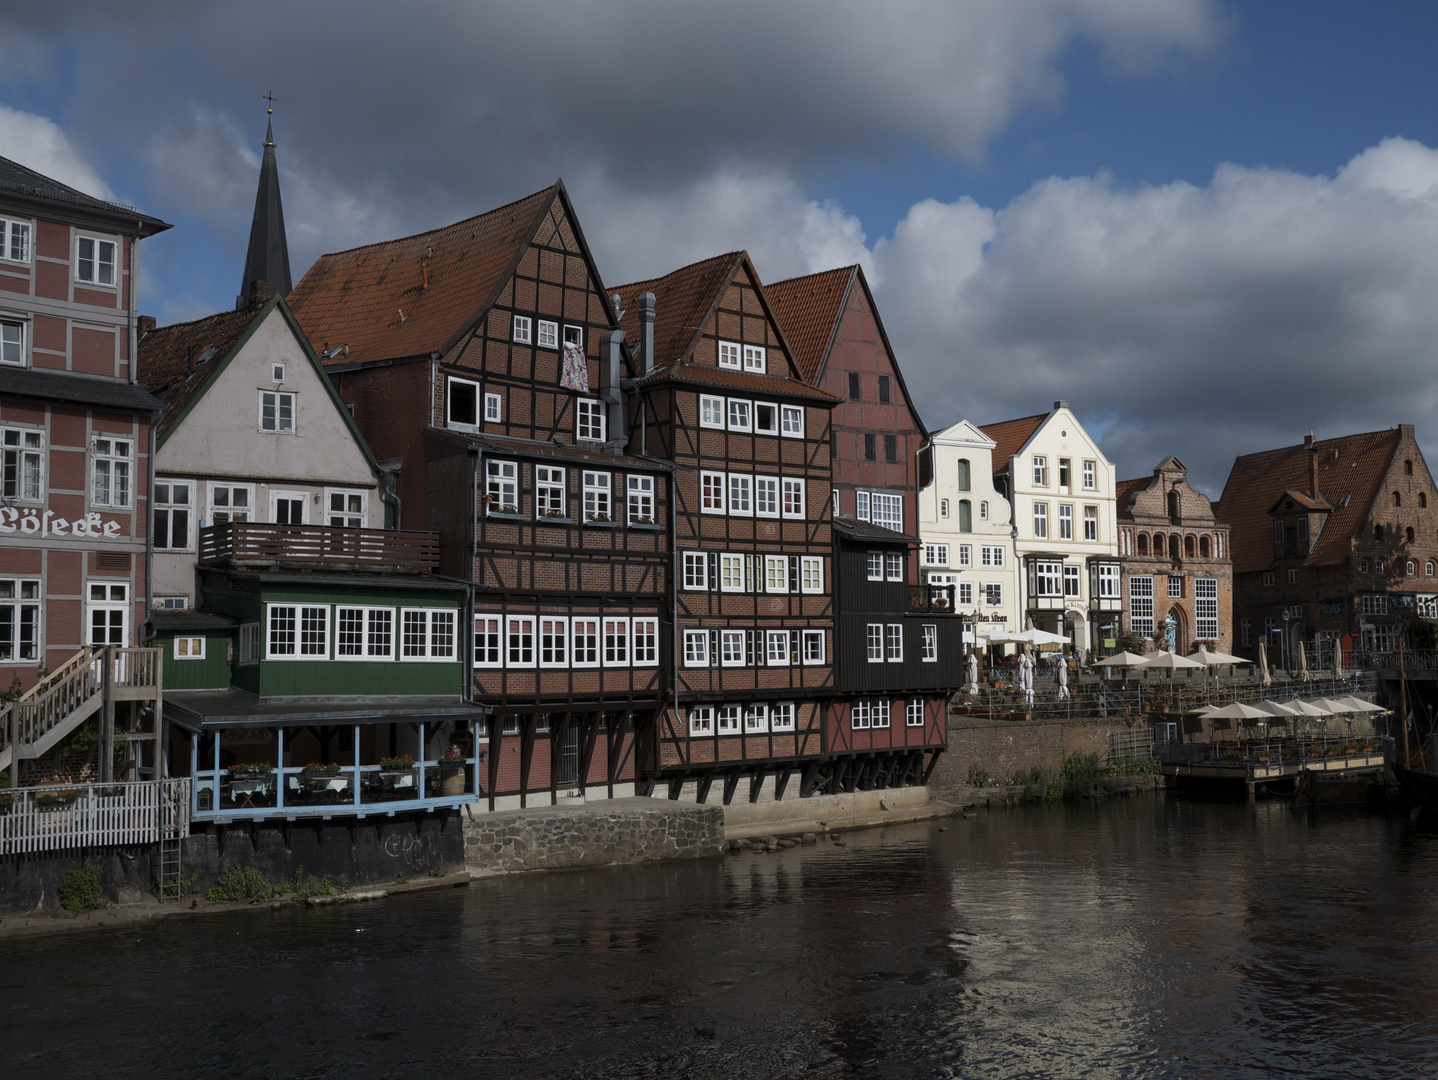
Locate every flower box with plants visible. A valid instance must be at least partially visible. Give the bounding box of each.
[538,511,570,523]
[302,762,343,775]
[36,789,81,810]
[378,754,417,775]
[629,515,658,527]
[229,763,274,776]
[584,512,614,525]
[0,791,13,812]
[488,505,521,517]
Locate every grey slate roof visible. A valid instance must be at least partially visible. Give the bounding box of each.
[164,689,490,730]
[0,154,170,234]
[0,365,162,413]
[832,514,919,545]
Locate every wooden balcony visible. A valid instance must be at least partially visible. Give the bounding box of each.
[198,523,439,574]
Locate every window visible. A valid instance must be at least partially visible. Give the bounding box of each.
[869,492,903,531]
[328,491,366,528]
[474,616,501,667]
[802,629,825,664]
[719,553,745,592]
[728,474,752,516]
[209,484,252,523]
[781,405,804,437]
[1420,596,1438,620]
[923,544,950,567]
[1262,571,1275,586]
[877,375,890,402]
[683,552,707,590]
[694,470,724,514]
[940,499,949,518]
[171,636,204,660]
[864,434,876,461]
[755,476,780,518]
[1273,520,1285,544]
[271,492,304,525]
[1033,502,1048,539]
[403,609,457,660]
[603,618,629,666]
[1,319,24,366]
[337,607,394,660]
[772,703,796,732]
[1429,561,1436,577]
[512,315,532,344]
[1033,456,1048,486]
[1195,578,1218,640]
[867,552,884,581]
[2,427,43,502]
[76,236,116,285]
[884,435,897,462]
[628,475,654,523]
[236,622,261,665]
[1129,576,1154,637]
[535,466,566,518]
[1098,563,1120,599]
[727,399,752,432]
[1036,561,1062,597]
[1358,559,1369,574]
[564,326,583,350]
[684,630,710,666]
[583,471,611,521]
[873,700,891,729]
[1083,460,1096,489]
[980,501,989,520]
[447,378,478,427]
[764,555,788,593]
[487,459,518,513]
[1059,504,1073,540]
[958,499,972,532]
[885,552,904,582]
[700,395,725,428]
[152,481,192,550]
[984,582,1003,606]
[91,437,131,508]
[766,631,790,666]
[571,618,599,667]
[1288,569,1300,584]
[921,624,937,662]
[0,579,40,661]
[907,700,925,727]
[688,706,714,736]
[801,556,824,593]
[782,478,805,518]
[1084,506,1098,541]
[717,706,742,734]
[267,604,328,658]
[851,700,871,730]
[485,392,502,423]
[1362,594,1389,616]
[979,546,1004,569]
[866,623,883,662]
[1,217,31,263]
[1058,459,1071,490]
[1064,565,1081,597]
[507,616,535,666]
[848,372,861,399]
[576,399,605,442]
[721,630,746,667]
[754,402,779,435]
[86,582,128,648]
[633,619,659,665]
[1240,618,1251,646]
[719,341,742,370]
[834,490,841,517]
[1168,575,1184,598]
[743,345,765,373]
[537,320,558,349]
[1377,559,1386,575]
[886,623,903,662]
[958,582,974,605]
[958,545,972,567]
[259,391,295,433]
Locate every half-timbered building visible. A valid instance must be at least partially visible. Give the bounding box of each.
[290,182,665,810]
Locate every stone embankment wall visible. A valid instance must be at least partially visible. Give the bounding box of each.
[930,714,1142,798]
[463,797,724,873]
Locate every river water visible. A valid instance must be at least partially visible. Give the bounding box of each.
[5,797,1438,1079]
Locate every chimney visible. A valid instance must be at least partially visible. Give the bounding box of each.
[186,345,194,376]
[1053,400,1068,411]
[136,315,156,336]
[639,291,656,374]
[1305,433,1318,498]
[247,279,276,309]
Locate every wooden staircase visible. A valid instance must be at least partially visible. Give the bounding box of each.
[0,647,162,781]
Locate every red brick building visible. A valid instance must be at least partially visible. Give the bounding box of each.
[1216,425,1438,666]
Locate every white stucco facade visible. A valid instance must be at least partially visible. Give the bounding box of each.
[149,303,383,607]
[917,420,1020,636]
[990,403,1121,654]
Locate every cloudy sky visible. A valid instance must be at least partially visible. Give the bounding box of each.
[5,0,1438,493]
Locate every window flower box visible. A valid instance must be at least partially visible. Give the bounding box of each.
[488,506,521,518]
[537,513,571,524]
[378,755,416,772]
[302,762,342,775]
[584,514,616,527]
[229,763,273,776]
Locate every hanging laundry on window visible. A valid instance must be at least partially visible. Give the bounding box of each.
[560,342,589,392]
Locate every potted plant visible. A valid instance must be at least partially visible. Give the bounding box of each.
[378,754,416,774]
[229,762,273,776]
[585,512,612,524]
[36,789,81,811]
[0,791,13,812]
[540,510,568,521]
[302,762,342,775]
[630,515,655,526]
[438,747,468,795]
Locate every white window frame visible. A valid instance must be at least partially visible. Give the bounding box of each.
[957,582,974,605]
[1033,455,1049,486]
[539,616,569,668]
[87,581,129,649]
[866,623,883,662]
[755,475,780,518]
[402,608,457,661]
[772,702,796,732]
[576,399,606,443]
[940,499,950,518]
[728,474,752,516]
[0,578,42,662]
[1195,578,1218,640]
[851,700,871,730]
[753,401,779,436]
[90,436,132,509]
[152,480,193,551]
[688,706,714,736]
[447,376,480,430]
[984,582,1003,607]
[700,471,726,514]
[745,703,769,733]
[1033,502,1049,539]
[76,235,116,287]
[603,617,630,666]
[717,705,742,734]
[474,615,501,668]
[486,459,519,515]
[536,320,559,350]
[720,553,745,592]
[1036,561,1062,597]
[886,624,903,662]
[921,624,937,662]
[781,405,804,437]
[700,394,725,429]
[742,345,766,373]
[2,425,44,503]
[0,317,26,367]
[869,492,903,531]
[0,217,31,265]
[802,629,825,665]
[237,622,261,665]
[209,483,254,524]
[266,603,329,660]
[628,474,655,524]
[512,314,532,344]
[922,544,950,568]
[906,700,925,727]
[885,552,904,582]
[173,636,205,660]
[571,617,600,668]
[683,551,708,590]
[582,470,612,522]
[633,618,659,666]
[325,489,367,528]
[765,555,789,594]
[683,629,710,667]
[801,556,824,594]
[506,615,536,667]
[485,392,503,423]
[958,545,972,567]
[269,489,306,526]
[727,399,752,433]
[535,465,566,519]
[867,552,883,581]
[1129,576,1155,638]
[1084,505,1098,541]
[1064,565,1081,598]
[336,606,395,661]
[872,699,891,730]
[1098,563,1120,599]
[259,390,296,434]
[765,630,790,666]
[781,478,805,519]
[718,341,741,370]
[1059,504,1073,541]
[1083,460,1097,490]
[720,629,746,667]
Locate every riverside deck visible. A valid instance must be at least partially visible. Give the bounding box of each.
[1159,736,1392,785]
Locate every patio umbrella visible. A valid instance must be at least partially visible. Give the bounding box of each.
[965,651,979,696]
[1285,698,1333,718]
[1137,651,1206,672]
[1297,640,1309,681]
[1333,641,1344,681]
[1010,627,1071,647]
[1334,695,1388,713]
[1254,700,1299,718]
[1186,647,1251,666]
[1204,701,1278,721]
[1096,651,1148,667]
[1258,642,1271,687]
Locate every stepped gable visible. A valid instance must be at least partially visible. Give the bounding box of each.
[137,306,261,436]
[1216,428,1401,573]
[1115,475,1149,516]
[288,183,559,368]
[763,265,855,384]
[978,413,1049,476]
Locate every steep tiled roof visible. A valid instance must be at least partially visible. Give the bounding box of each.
[137,305,263,437]
[0,155,170,233]
[288,184,558,368]
[1215,428,1401,572]
[978,413,1048,475]
[632,360,838,402]
[763,266,855,383]
[612,253,740,368]
[1115,476,1149,518]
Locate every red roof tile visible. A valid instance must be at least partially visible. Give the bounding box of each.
[978,413,1049,476]
[611,253,741,369]
[1115,476,1149,517]
[1215,428,1401,572]
[288,184,559,368]
[137,304,265,438]
[763,266,855,383]
[633,361,838,402]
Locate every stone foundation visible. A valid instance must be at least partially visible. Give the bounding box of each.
[463,797,724,873]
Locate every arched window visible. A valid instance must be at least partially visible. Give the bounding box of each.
[1153,533,1164,556]
[1408,526,1416,543]
[958,499,972,532]
[940,498,949,518]
[956,459,971,492]
[1360,558,1369,573]
[1199,535,1211,557]
[1170,534,1182,559]
[1394,491,1402,507]
[979,501,989,520]
[1422,493,1429,508]
[1167,490,1180,524]
[1406,459,1414,475]
[1407,560,1417,576]
[1137,533,1149,555]
[1375,525,1384,541]
[1377,558,1386,574]
[1427,561,1435,577]
[1185,535,1196,556]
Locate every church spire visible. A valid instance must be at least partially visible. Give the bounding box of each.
[236,98,293,309]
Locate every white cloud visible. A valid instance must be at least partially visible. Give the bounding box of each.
[0,104,114,200]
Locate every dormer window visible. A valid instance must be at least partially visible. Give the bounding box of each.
[1296,519,1308,542]
[718,341,741,369]
[1273,521,1284,543]
[742,345,765,373]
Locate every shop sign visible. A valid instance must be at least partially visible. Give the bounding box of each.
[0,508,124,538]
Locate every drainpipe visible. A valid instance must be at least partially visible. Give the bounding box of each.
[639,292,656,374]
[378,457,403,529]
[599,328,627,454]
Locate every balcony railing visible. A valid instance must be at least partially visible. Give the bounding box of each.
[0,778,190,855]
[908,584,956,613]
[198,522,439,573]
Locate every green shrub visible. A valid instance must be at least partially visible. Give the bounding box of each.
[966,766,991,788]
[206,865,274,902]
[274,868,333,902]
[1107,753,1161,777]
[1061,752,1102,798]
[59,865,106,912]
[154,868,199,898]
